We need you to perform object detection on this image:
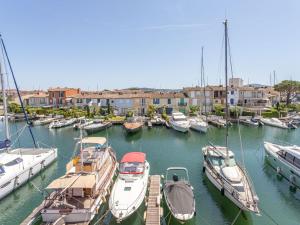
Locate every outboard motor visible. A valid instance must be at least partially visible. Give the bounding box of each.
[173,174,179,182]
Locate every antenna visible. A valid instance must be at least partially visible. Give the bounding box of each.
[273,70,276,86]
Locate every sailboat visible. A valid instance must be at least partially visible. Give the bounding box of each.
[0,35,57,200]
[189,47,209,133]
[202,20,259,214]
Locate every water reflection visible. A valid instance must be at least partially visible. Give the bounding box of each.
[202,175,253,225]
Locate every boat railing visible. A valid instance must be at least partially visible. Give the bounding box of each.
[236,162,258,203]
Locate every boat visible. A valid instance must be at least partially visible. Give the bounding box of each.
[189,117,208,133]
[260,117,290,129]
[150,116,165,125]
[264,142,300,188]
[169,112,190,133]
[84,121,112,134]
[73,119,93,130]
[239,116,261,126]
[41,136,117,224]
[32,117,54,126]
[202,20,259,214]
[0,35,57,200]
[123,117,143,133]
[207,115,227,128]
[163,167,196,223]
[109,152,150,222]
[48,118,76,129]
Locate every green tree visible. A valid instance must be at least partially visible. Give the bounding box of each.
[147,104,156,118]
[189,105,199,116]
[274,80,300,105]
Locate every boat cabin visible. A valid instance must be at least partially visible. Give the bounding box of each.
[277,149,300,169]
[119,152,146,175]
[67,137,107,173]
[46,173,97,209]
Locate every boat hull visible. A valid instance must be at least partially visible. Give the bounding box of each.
[0,148,57,200]
[190,123,208,133]
[203,160,255,212]
[264,144,300,188]
[84,122,112,134]
[109,161,150,222]
[170,122,189,133]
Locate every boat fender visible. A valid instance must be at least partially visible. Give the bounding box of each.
[221,187,225,196]
[202,166,206,173]
[276,167,281,174]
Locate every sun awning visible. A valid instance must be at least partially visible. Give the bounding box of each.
[46,174,96,189]
[121,152,146,163]
[81,137,107,145]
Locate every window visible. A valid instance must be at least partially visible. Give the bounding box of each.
[285,153,294,164]
[153,98,160,104]
[120,162,145,174]
[5,157,23,166]
[230,99,234,105]
[167,98,171,104]
[231,90,234,95]
[294,157,300,169]
[0,166,5,174]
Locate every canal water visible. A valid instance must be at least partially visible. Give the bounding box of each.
[0,122,300,225]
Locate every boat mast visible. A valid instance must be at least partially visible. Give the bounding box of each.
[0,35,37,148]
[201,46,207,120]
[0,63,9,140]
[80,128,83,171]
[224,19,229,160]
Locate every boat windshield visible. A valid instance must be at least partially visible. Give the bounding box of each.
[0,166,5,174]
[120,162,144,174]
[210,156,236,167]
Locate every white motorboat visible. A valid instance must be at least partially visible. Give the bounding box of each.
[84,121,112,134]
[73,119,93,129]
[264,142,300,188]
[202,20,259,215]
[49,118,76,129]
[239,117,260,126]
[0,36,57,200]
[109,152,150,222]
[169,112,190,133]
[32,117,54,126]
[163,167,196,223]
[260,117,289,129]
[189,117,208,133]
[41,136,117,224]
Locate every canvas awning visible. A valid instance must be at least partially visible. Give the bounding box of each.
[81,137,107,145]
[121,152,146,163]
[47,174,96,189]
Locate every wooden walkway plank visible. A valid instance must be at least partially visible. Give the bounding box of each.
[145,175,161,225]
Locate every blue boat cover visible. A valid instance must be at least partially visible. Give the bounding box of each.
[0,139,11,149]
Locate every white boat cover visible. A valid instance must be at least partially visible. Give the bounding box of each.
[81,137,107,145]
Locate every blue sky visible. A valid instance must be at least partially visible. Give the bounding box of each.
[0,0,299,90]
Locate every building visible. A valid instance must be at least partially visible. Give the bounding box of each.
[71,90,189,116]
[48,87,81,107]
[183,86,213,112]
[27,92,49,107]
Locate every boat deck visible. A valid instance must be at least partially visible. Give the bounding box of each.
[145,175,161,225]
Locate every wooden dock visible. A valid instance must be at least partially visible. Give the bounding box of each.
[145,175,161,225]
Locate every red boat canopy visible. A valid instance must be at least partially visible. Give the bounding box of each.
[121,152,146,163]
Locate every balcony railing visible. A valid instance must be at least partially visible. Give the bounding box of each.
[178,102,187,106]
